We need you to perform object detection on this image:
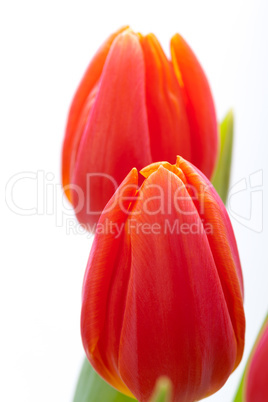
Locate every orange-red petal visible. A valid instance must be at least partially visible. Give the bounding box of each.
[170,34,218,179]
[71,31,152,227]
[62,26,129,200]
[139,33,191,163]
[81,168,138,397]
[176,156,245,369]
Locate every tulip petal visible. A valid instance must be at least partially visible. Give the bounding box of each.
[245,316,268,402]
[72,31,152,226]
[234,314,268,402]
[170,34,218,179]
[81,168,138,397]
[176,156,245,370]
[139,34,191,163]
[62,26,129,200]
[119,167,237,402]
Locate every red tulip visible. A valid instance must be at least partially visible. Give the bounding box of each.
[62,27,218,228]
[81,157,245,402]
[244,315,268,402]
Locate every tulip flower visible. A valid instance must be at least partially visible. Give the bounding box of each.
[81,156,245,402]
[62,27,218,228]
[242,314,268,402]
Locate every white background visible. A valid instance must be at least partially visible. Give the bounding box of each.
[1,0,267,401]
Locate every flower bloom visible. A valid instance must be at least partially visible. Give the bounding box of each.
[62,27,218,228]
[81,156,245,402]
[244,315,268,402]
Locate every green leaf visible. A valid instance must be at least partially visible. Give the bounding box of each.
[73,357,136,402]
[233,313,268,402]
[212,110,234,204]
[233,370,246,402]
[149,377,172,402]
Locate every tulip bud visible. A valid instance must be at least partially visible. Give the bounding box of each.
[240,314,268,402]
[62,27,218,228]
[81,156,245,402]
